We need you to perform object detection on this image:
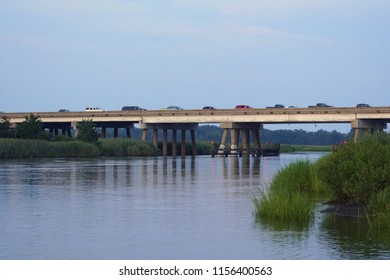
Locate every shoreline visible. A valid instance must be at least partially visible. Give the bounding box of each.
[321,201,366,218]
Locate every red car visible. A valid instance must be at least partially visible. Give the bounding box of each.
[235,105,252,109]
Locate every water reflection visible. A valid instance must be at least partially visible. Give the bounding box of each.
[1,154,389,260]
[320,215,390,259]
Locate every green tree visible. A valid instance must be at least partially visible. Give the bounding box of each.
[16,114,48,139]
[76,119,99,143]
[0,116,13,138]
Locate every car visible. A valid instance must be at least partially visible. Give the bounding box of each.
[202,106,216,110]
[85,107,104,112]
[58,109,69,112]
[121,106,146,111]
[308,103,332,108]
[287,105,298,108]
[235,105,252,109]
[266,104,285,108]
[356,103,370,107]
[164,106,183,110]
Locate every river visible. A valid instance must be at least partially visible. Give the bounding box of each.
[0,153,389,260]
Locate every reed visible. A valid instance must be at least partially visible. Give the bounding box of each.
[316,133,390,228]
[100,138,159,156]
[316,133,390,204]
[366,187,390,229]
[253,160,326,222]
[280,144,332,153]
[0,139,100,158]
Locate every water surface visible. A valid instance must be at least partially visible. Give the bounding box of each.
[0,153,389,259]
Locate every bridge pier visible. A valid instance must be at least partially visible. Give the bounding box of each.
[140,123,198,156]
[218,123,263,156]
[351,119,387,142]
[45,123,73,138]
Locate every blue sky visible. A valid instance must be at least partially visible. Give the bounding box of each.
[1,1,389,132]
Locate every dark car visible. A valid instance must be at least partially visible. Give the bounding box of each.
[308,103,333,108]
[235,105,252,109]
[58,109,69,112]
[356,103,370,107]
[165,106,183,110]
[202,106,216,110]
[266,104,285,108]
[121,106,146,111]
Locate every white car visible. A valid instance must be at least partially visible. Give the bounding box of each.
[85,107,104,112]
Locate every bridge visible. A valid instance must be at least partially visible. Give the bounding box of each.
[2,106,390,156]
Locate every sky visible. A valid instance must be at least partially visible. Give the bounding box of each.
[1,0,390,132]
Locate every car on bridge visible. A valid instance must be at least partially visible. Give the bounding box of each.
[162,106,184,110]
[235,105,252,109]
[308,103,333,108]
[266,104,285,108]
[202,106,216,110]
[85,107,104,112]
[121,106,147,111]
[356,103,370,107]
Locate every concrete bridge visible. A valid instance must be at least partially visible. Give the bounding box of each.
[2,106,390,156]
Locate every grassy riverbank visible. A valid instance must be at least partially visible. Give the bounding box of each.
[0,138,217,159]
[280,144,332,153]
[0,138,160,159]
[253,160,330,223]
[254,133,390,229]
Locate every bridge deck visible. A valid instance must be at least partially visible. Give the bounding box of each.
[2,107,390,125]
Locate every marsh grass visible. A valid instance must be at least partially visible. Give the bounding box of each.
[366,187,390,229]
[316,134,390,204]
[280,144,332,153]
[0,138,159,159]
[315,133,390,228]
[253,160,328,222]
[100,138,159,156]
[0,139,100,158]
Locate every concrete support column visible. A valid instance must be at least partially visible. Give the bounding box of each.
[241,129,250,157]
[126,128,131,138]
[162,129,168,156]
[218,129,229,156]
[114,127,119,138]
[142,129,148,141]
[181,129,186,156]
[67,128,72,138]
[351,119,387,142]
[152,129,158,149]
[251,129,261,156]
[72,122,79,138]
[102,127,106,138]
[230,129,239,156]
[221,122,263,157]
[172,129,177,157]
[191,129,197,157]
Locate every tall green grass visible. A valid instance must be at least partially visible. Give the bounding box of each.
[315,133,390,228]
[0,138,159,159]
[280,144,332,153]
[366,187,390,228]
[316,133,390,204]
[253,160,328,222]
[100,138,159,156]
[0,139,100,158]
